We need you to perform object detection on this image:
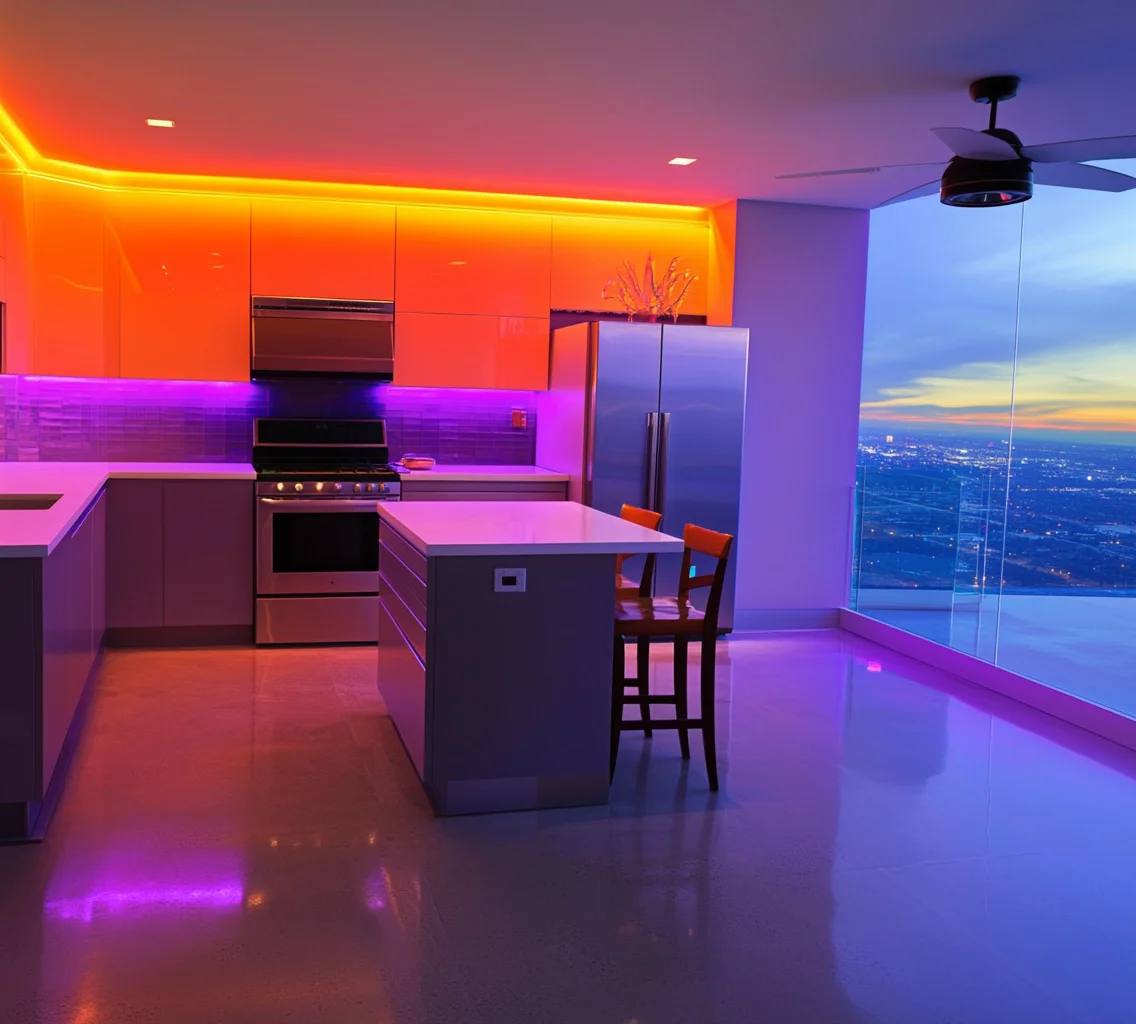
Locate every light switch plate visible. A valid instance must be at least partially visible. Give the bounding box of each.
[494,567,527,593]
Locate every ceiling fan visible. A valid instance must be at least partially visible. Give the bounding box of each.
[777,76,1136,207]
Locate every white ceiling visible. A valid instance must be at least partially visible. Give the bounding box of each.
[2,0,1135,207]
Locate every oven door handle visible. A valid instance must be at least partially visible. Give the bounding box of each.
[258,497,383,511]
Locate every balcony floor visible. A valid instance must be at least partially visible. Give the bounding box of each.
[865,593,1136,718]
[2,633,1136,1023]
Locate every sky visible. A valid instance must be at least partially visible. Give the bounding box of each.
[860,158,1136,442]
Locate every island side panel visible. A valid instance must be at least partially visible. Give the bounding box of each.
[0,559,41,809]
[377,524,429,779]
[426,552,614,814]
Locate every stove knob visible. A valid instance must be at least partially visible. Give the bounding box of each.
[276,482,285,492]
[315,482,324,492]
[333,482,343,492]
[366,483,377,493]
[354,483,363,493]
[294,482,304,492]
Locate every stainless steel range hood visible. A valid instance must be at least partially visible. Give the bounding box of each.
[251,297,395,380]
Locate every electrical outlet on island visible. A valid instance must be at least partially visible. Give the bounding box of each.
[511,409,527,429]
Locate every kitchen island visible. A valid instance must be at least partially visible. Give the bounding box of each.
[376,501,683,814]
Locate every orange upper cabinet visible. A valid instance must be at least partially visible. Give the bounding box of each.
[395,206,551,318]
[250,198,395,299]
[550,215,709,316]
[110,191,251,382]
[394,312,549,390]
[26,177,107,377]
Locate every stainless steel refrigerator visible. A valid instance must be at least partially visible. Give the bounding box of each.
[537,320,749,629]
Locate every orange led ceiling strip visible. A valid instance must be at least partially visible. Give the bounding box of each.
[0,100,707,222]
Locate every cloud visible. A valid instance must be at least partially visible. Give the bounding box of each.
[861,340,1136,433]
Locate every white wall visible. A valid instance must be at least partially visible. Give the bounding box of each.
[729,200,870,629]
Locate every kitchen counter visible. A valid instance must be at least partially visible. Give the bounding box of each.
[376,500,681,815]
[0,462,255,557]
[378,500,682,557]
[396,464,568,483]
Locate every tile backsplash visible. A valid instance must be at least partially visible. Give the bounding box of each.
[0,375,537,465]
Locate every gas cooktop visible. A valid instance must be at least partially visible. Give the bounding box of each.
[252,417,401,486]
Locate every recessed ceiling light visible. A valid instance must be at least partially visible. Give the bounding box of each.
[146,118,175,128]
[668,157,696,166]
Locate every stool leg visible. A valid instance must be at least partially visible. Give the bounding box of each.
[674,635,690,760]
[611,635,625,779]
[636,638,653,738]
[700,634,718,791]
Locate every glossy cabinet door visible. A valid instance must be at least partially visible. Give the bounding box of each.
[0,172,32,374]
[550,215,709,316]
[162,481,254,627]
[396,206,551,318]
[27,178,108,377]
[106,480,164,629]
[394,312,549,390]
[110,191,251,381]
[251,198,396,299]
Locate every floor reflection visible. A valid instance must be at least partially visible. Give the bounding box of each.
[2,636,1136,1022]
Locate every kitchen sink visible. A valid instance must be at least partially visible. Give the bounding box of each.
[0,494,62,510]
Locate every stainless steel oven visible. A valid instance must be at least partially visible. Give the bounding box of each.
[256,488,398,596]
[253,417,401,645]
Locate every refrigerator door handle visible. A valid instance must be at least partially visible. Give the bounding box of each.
[656,412,671,519]
[645,411,660,510]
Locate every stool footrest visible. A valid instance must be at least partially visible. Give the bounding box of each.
[619,694,687,706]
[619,718,705,731]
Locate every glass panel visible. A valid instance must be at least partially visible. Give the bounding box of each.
[998,160,1136,715]
[852,192,1023,661]
[272,511,379,574]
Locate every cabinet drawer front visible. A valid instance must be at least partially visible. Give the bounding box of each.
[377,599,427,779]
[380,583,426,664]
[401,486,566,502]
[380,524,427,582]
[380,539,427,625]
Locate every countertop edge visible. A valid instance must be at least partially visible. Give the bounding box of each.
[397,465,570,483]
[421,541,686,557]
[0,463,257,558]
[106,463,257,480]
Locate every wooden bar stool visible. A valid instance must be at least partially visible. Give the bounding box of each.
[616,504,662,598]
[615,504,663,736]
[612,524,734,791]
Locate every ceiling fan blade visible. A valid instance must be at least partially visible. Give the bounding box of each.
[1021,134,1136,163]
[776,161,944,180]
[931,127,1019,161]
[878,180,942,208]
[1031,161,1136,193]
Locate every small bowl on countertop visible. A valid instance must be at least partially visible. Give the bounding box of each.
[399,456,436,471]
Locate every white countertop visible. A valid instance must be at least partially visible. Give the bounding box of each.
[396,464,569,483]
[0,462,255,557]
[378,500,684,557]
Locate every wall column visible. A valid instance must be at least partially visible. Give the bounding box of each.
[727,200,870,629]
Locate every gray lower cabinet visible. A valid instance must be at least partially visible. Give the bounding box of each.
[106,479,253,644]
[106,480,163,628]
[0,488,105,839]
[399,479,567,502]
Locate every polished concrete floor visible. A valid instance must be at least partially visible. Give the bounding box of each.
[3,633,1136,1024]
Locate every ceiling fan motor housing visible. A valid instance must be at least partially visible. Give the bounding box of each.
[941,156,1033,206]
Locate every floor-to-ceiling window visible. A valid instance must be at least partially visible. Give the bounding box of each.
[851,161,1136,717]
